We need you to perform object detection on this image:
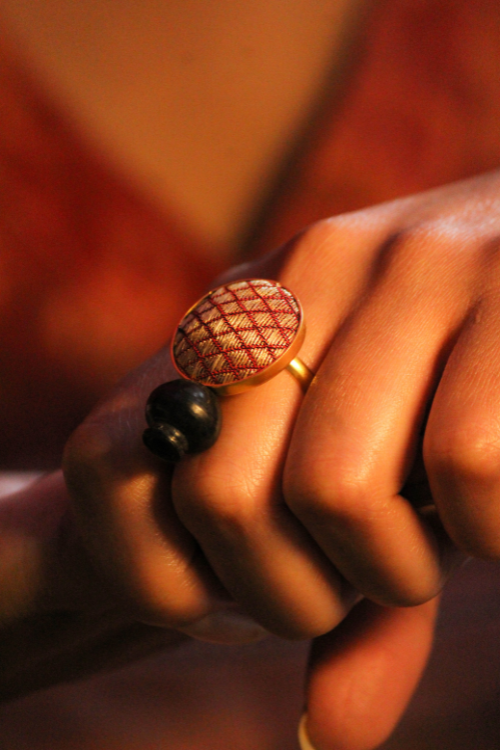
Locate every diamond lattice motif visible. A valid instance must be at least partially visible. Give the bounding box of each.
[172,279,301,387]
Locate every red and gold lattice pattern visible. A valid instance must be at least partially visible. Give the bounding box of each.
[172,279,303,393]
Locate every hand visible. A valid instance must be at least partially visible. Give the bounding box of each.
[0,471,186,702]
[63,171,500,746]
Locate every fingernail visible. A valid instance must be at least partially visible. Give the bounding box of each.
[179,610,270,644]
[298,714,319,750]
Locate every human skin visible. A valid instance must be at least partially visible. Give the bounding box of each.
[3,172,500,747]
[66,172,500,632]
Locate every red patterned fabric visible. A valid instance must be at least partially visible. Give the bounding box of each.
[2,0,500,459]
[1,2,500,747]
[172,280,301,386]
[0,33,224,467]
[250,0,500,255]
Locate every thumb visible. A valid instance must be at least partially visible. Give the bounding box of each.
[299,597,439,750]
[0,470,108,623]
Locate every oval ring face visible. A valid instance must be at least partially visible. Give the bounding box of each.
[171,279,304,395]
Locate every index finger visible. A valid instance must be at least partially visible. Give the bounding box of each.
[63,351,229,628]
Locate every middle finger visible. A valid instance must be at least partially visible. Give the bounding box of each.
[171,218,393,637]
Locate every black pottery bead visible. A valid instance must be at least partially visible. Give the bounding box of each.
[142,423,189,462]
[143,379,221,461]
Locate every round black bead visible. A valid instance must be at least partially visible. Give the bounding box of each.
[143,379,221,461]
[142,424,189,462]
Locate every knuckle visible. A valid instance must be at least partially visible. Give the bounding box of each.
[274,220,337,282]
[448,522,500,562]
[266,605,348,641]
[457,535,500,561]
[426,426,500,487]
[63,420,115,515]
[397,217,472,249]
[119,564,212,629]
[425,428,500,559]
[372,579,441,609]
[375,218,482,299]
[173,463,261,538]
[103,534,217,629]
[381,221,457,276]
[285,460,380,532]
[278,213,370,278]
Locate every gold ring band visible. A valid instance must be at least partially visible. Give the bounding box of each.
[297,715,317,750]
[286,357,314,392]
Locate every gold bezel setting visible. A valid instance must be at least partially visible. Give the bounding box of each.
[171,279,306,395]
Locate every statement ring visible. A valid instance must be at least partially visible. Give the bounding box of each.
[143,279,314,461]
